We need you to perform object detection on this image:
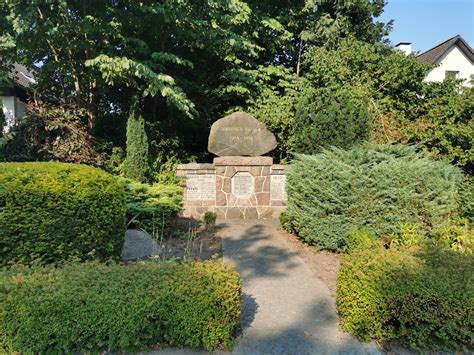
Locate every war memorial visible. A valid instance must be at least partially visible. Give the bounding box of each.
[177,111,287,219]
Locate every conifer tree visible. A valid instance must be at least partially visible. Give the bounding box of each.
[294,88,371,154]
[124,112,151,183]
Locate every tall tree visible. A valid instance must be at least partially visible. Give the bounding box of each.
[0,0,255,128]
[0,0,392,163]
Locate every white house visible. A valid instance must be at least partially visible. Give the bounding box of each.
[396,35,473,87]
[1,63,35,133]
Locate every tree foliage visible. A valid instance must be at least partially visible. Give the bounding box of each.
[1,104,103,165]
[0,0,470,174]
[406,82,474,174]
[0,0,394,166]
[293,87,371,154]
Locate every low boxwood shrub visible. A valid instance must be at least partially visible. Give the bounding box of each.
[1,261,241,353]
[285,143,463,251]
[124,179,182,233]
[204,211,217,231]
[0,162,126,266]
[337,244,474,351]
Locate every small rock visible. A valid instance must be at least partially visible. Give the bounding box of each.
[123,229,160,262]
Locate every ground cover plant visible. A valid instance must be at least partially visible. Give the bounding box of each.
[124,179,182,233]
[1,261,241,353]
[285,143,463,251]
[337,241,474,351]
[0,162,126,266]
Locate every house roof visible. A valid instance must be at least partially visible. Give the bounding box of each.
[7,63,36,89]
[417,35,474,64]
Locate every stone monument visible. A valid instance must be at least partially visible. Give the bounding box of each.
[177,111,287,219]
[208,111,277,156]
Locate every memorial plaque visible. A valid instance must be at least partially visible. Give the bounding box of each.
[208,111,277,156]
[186,174,216,201]
[271,175,287,200]
[232,172,254,197]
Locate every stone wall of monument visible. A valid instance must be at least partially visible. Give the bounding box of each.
[177,157,287,219]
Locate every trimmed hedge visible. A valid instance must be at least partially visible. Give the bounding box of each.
[285,144,463,251]
[0,162,126,266]
[0,261,241,352]
[337,244,474,350]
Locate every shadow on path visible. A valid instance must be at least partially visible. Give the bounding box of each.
[222,223,300,282]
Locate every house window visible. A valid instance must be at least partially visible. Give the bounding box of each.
[445,70,459,80]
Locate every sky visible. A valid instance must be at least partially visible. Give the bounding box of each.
[378,0,474,54]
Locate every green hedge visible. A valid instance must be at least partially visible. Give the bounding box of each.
[124,180,182,233]
[337,244,474,350]
[0,162,126,266]
[285,144,463,251]
[1,261,241,352]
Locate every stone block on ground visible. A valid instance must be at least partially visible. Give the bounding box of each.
[123,229,160,261]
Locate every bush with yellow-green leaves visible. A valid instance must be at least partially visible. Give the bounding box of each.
[1,261,242,352]
[0,162,126,266]
[337,240,473,351]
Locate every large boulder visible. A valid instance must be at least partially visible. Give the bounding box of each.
[208,111,276,156]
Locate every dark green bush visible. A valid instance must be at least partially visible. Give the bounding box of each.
[406,82,473,174]
[337,244,474,350]
[459,175,473,223]
[286,144,463,251]
[0,162,126,266]
[124,179,182,233]
[204,211,217,231]
[1,261,241,353]
[279,210,292,233]
[0,105,104,165]
[124,112,151,183]
[294,88,371,154]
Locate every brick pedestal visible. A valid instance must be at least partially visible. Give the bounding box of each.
[176,156,287,220]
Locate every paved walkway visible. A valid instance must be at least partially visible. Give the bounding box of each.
[220,219,380,355]
[151,219,380,355]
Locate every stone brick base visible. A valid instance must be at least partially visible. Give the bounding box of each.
[177,156,287,220]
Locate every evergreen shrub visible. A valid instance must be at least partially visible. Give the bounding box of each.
[1,261,241,352]
[294,88,371,154]
[0,162,125,266]
[285,144,463,251]
[124,179,182,233]
[124,112,151,183]
[337,244,474,350]
[204,211,217,231]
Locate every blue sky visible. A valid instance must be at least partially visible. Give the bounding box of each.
[378,0,474,53]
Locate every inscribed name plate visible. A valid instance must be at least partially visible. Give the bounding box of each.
[271,175,287,200]
[232,172,254,197]
[186,174,216,201]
